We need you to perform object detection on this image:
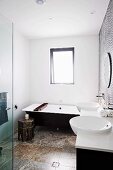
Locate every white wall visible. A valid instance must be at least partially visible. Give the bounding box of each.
[13,29,30,128]
[30,35,99,105]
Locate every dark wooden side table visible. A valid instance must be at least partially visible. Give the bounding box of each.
[18,119,34,142]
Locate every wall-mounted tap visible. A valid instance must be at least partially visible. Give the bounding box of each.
[96,93,105,99]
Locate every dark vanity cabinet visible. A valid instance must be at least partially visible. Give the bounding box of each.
[76,148,113,170]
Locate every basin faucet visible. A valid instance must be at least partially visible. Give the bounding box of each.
[96,93,105,99]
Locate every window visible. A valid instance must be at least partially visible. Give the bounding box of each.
[50,47,74,84]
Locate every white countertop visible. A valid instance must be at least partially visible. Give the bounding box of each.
[76,110,113,153]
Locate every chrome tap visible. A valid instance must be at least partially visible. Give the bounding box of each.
[96,93,105,99]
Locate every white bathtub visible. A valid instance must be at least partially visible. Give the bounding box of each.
[22,103,79,114]
[22,103,80,129]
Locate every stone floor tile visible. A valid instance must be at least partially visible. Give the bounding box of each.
[13,126,76,170]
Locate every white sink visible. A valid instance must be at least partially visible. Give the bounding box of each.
[70,116,112,135]
[76,102,100,111]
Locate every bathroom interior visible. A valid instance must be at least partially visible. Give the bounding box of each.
[0,0,113,169]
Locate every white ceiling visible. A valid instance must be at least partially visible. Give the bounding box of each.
[0,0,110,39]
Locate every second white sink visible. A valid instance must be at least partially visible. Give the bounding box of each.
[70,116,112,135]
[76,102,100,111]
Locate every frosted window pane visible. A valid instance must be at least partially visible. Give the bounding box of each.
[51,49,74,84]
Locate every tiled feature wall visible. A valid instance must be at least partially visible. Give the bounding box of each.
[99,0,113,107]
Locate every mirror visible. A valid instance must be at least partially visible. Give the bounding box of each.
[104,52,112,88]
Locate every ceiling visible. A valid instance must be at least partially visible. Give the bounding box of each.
[0,0,110,39]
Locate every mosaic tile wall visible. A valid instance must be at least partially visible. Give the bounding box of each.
[99,0,113,107]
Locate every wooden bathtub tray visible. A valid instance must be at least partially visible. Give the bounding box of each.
[33,103,48,111]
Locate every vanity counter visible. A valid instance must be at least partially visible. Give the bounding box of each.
[76,111,113,153]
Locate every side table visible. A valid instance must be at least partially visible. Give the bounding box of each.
[18,118,34,142]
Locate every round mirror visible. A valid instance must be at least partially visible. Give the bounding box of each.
[104,52,112,88]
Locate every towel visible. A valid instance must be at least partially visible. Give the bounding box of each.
[0,92,8,126]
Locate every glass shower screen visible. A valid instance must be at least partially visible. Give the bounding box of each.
[0,15,13,170]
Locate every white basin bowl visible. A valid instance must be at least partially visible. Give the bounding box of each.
[76,102,100,111]
[70,116,112,135]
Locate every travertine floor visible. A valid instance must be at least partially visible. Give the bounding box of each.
[13,126,76,170]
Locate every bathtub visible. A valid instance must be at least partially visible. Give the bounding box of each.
[22,103,80,129]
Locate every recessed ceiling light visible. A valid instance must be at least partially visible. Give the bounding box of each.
[36,0,46,5]
[49,17,53,20]
[90,11,96,14]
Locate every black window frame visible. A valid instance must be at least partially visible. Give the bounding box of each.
[50,47,74,84]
